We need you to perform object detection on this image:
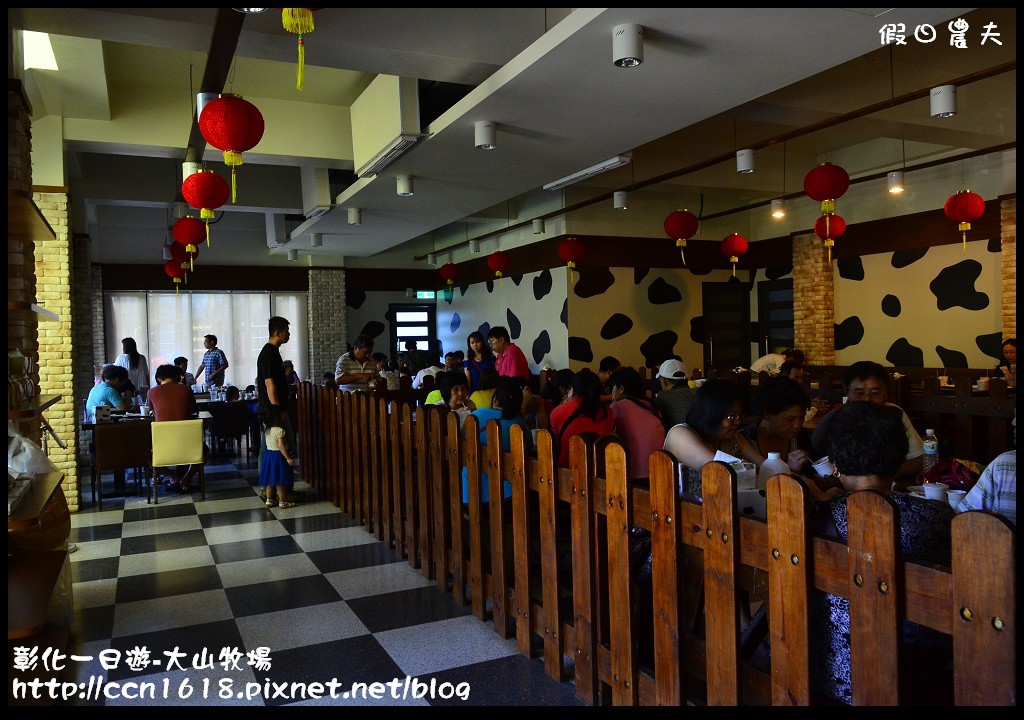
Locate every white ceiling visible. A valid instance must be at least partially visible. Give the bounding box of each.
[9,7,1016,269]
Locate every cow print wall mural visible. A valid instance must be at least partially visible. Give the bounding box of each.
[833,239,1002,368]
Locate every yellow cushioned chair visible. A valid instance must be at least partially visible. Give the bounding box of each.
[150,419,205,505]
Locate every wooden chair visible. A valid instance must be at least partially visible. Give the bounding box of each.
[207,400,252,457]
[151,419,206,504]
[90,420,153,510]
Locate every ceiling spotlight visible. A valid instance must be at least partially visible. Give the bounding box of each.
[311,233,323,248]
[474,121,497,150]
[195,92,217,120]
[182,160,202,182]
[736,148,755,174]
[468,239,480,253]
[612,23,643,68]
[426,252,437,266]
[162,244,172,260]
[287,249,299,262]
[532,218,545,234]
[172,200,189,220]
[347,208,362,225]
[887,170,905,194]
[613,191,628,210]
[770,199,786,218]
[397,175,414,197]
[930,84,957,118]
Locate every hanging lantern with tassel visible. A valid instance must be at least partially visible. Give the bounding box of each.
[557,236,585,270]
[281,9,320,91]
[814,213,847,263]
[804,162,850,214]
[181,169,229,246]
[943,190,985,253]
[172,216,206,271]
[720,232,748,277]
[439,262,460,303]
[169,243,192,288]
[198,94,265,203]
[663,209,699,265]
[164,258,187,293]
[487,250,511,283]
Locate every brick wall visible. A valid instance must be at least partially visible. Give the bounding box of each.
[792,232,835,365]
[1000,197,1016,340]
[72,236,97,465]
[308,269,346,380]
[35,191,81,511]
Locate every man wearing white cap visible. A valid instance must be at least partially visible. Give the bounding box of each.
[655,358,695,431]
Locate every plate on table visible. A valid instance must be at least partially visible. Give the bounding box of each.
[906,485,926,498]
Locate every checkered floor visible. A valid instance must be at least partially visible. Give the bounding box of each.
[66,455,582,707]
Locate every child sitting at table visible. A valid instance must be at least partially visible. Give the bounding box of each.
[260,405,296,509]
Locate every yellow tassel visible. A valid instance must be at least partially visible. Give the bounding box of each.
[567,261,575,269]
[820,199,835,214]
[282,8,315,34]
[205,222,211,247]
[190,255,194,271]
[223,151,242,166]
[297,35,305,91]
[676,238,687,266]
[825,238,834,264]
[231,168,237,204]
[730,256,738,277]
[201,208,214,220]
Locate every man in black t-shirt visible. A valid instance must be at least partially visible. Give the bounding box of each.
[256,316,295,470]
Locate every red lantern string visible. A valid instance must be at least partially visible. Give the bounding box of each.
[198,94,265,203]
[814,213,847,263]
[172,216,206,269]
[557,237,585,269]
[943,190,985,253]
[487,250,511,284]
[663,209,699,265]
[720,233,748,277]
[164,258,187,293]
[439,262,460,303]
[804,162,850,214]
[181,170,229,246]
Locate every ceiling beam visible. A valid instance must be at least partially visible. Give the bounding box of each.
[185,8,247,160]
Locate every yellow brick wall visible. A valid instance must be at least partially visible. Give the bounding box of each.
[1001,197,1016,340]
[792,232,835,365]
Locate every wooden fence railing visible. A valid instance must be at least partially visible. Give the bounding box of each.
[296,382,1016,706]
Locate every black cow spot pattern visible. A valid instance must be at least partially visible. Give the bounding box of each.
[533,269,553,300]
[459,284,469,297]
[450,313,461,334]
[485,280,494,293]
[689,267,712,276]
[886,337,924,367]
[477,321,491,339]
[507,309,522,340]
[648,277,683,305]
[360,320,386,341]
[511,274,523,286]
[834,316,865,350]
[634,267,650,284]
[936,345,968,368]
[976,332,1004,360]
[881,294,901,317]
[347,289,367,309]
[987,237,1001,253]
[930,260,989,310]
[690,317,705,344]
[640,331,679,369]
[573,266,616,298]
[384,307,396,323]
[532,331,551,364]
[568,336,594,363]
[891,247,928,268]
[560,299,568,326]
[836,256,865,281]
[601,313,633,340]
[765,266,793,280]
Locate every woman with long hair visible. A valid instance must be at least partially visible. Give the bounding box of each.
[113,336,150,399]
[608,366,664,481]
[548,368,614,467]
[995,337,1016,388]
[463,331,496,393]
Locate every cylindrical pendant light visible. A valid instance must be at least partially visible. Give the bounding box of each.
[736,148,755,174]
[196,92,217,120]
[532,218,545,234]
[347,208,362,225]
[397,175,414,197]
[887,170,905,194]
[930,85,957,118]
[613,191,628,210]
[287,249,298,262]
[474,120,497,150]
[612,23,643,67]
[310,233,323,247]
[426,251,437,266]
[468,239,480,253]
[182,160,202,182]
[771,199,786,218]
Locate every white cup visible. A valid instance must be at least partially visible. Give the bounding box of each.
[922,482,948,501]
[947,489,966,509]
[812,456,836,477]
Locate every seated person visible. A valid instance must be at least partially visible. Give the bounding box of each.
[321,372,337,389]
[809,400,954,705]
[225,385,241,402]
[654,358,695,431]
[956,409,1016,526]
[778,360,805,384]
[608,367,664,482]
[147,364,208,493]
[462,377,535,504]
[469,367,501,411]
[86,364,131,416]
[540,368,574,410]
[549,369,614,468]
[597,355,622,403]
[413,363,443,390]
[434,371,476,423]
[442,351,461,372]
[811,361,923,483]
[750,348,804,375]
[174,356,196,387]
[283,359,301,389]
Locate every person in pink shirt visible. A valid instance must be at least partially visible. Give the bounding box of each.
[487,326,530,382]
[608,366,665,481]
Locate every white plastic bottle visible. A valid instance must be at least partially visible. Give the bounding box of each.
[922,428,939,474]
[757,451,790,489]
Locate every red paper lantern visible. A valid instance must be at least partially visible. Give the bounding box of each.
[280,9,321,91]
[487,250,511,281]
[804,162,850,214]
[439,262,460,286]
[182,169,229,237]
[198,94,265,203]
[557,236,585,269]
[943,190,985,253]
[720,232,748,277]
[814,213,847,262]
[172,216,205,268]
[663,209,699,264]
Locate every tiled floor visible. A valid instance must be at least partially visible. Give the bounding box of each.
[65,455,583,707]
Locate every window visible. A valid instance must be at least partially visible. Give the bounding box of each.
[757,279,794,357]
[701,282,751,371]
[390,304,436,356]
[105,292,308,389]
